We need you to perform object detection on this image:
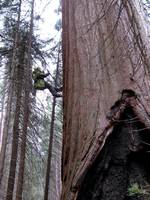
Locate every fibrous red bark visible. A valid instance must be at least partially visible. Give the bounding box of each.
[61,0,150,199]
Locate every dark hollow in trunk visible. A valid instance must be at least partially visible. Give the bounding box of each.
[77,107,150,200]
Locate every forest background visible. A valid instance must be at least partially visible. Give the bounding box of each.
[0,0,62,200]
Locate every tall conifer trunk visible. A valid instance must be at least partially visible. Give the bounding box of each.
[15,0,34,199]
[0,0,22,187]
[6,41,25,200]
[44,47,61,200]
[61,0,150,199]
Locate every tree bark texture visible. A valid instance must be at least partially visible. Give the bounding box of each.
[6,42,25,200]
[48,129,62,200]
[44,96,56,200]
[15,0,34,198]
[61,0,150,199]
[15,91,30,200]
[0,84,6,145]
[0,87,13,186]
[0,0,22,188]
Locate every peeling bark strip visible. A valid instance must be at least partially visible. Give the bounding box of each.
[61,0,150,199]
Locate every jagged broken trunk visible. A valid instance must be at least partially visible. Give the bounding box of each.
[61,0,150,200]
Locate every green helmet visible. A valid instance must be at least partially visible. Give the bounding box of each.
[33,67,44,80]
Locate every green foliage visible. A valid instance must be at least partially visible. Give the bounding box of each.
[128,183,143,196]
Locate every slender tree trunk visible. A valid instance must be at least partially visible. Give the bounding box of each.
[44,48,61,200]
[0,87,12,185]
[0,0,22,187]
[15,0,34,198]
[0,87,6,144]
[6,73,23,200]
[15,93,30,200]
[6,44,25,200]
[44,96,57,200]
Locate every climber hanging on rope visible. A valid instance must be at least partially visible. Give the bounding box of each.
[32,67,62,97]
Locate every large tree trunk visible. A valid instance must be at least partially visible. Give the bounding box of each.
[61,0,150,199]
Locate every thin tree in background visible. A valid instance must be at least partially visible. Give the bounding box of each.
[0,82,5,143]
[0,0,22,187]
[15,1,35,199]
[44,44,61,200]
[0,1,63,199]
[6,37,26,200]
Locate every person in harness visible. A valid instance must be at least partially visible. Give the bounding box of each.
[32,67,62,97]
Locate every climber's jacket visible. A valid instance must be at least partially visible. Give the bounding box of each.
[32,68,62,97]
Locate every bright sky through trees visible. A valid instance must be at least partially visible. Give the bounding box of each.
[0,0,61,146]
[34,0,61,103]
[35,0,60,39]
